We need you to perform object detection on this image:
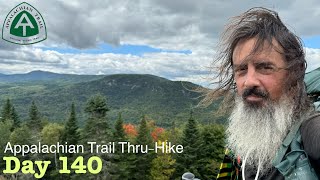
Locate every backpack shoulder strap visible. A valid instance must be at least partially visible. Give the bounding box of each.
[272,114,319,179]
[272,120,303,166]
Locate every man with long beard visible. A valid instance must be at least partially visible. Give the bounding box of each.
[205,7,320,179]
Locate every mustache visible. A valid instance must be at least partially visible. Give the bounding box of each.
[242,87,269,99]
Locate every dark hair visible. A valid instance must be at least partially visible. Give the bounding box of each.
[200,7,311,115]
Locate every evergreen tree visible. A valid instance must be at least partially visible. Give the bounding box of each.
[82,94,111,142]
[132,115,155,180]
[28,101,42,132]
[1,98,20,130]
[114,119,138,180]
[62,103,80,146]
[110,112,131,180]
[80,94,113,180]
[1,98,12,121]
[10,106,20,130]
[136,116,153,146]
[174,111,201,178]
[84,93,109,118]
[113,112,125,142]
[197,124,225,179]
[0,120,13,169]
[61,101,80,179]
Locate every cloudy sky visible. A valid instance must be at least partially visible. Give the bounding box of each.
[0,0,319,86]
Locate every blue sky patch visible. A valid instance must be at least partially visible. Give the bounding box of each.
[302,36,320,48]
[42,43,192,56]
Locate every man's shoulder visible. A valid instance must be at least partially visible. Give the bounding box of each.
[301,111,320,160]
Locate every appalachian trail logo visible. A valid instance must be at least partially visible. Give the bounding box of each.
[2,2,47,45]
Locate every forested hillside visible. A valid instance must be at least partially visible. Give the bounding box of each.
[0,71,224,126]
[0,72,226,179]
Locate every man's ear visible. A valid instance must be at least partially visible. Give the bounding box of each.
[299,61,306,74]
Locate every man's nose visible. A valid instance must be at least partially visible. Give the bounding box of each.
[244,67,260,88]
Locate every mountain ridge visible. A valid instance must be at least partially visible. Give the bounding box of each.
[0,71,222,127]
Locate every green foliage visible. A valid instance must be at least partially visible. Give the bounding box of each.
[82,94,111,142]
[10,106,20,129]
[8,124,33,177]
[85,94,110,137]
[113,112,126,142]
[163,121,182,144]
[0,98,20,131]
[41,123,64,145]
[110,112,132,180]
[82,117,111,143]
[81,94,113,180]
[136,116,153,146]
[0,73,222,126]
[1,98,20,130]
[10,124,32,145]
[174,112,202,178]
[39,123,68,180]
[132,116,155,180]
[150,142,176,180]
[62,103,80,145]
[197,124,226,179]
[172,115,227,180]
[0,120,12,161]
[84,94,109,118]
[0,73,229,179]
[1,98,12,121]
[28,101,42,132]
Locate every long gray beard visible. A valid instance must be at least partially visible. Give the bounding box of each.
[227,96,296,175]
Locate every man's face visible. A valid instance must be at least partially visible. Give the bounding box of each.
[232,37,288,106]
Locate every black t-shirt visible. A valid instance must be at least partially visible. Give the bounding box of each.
[243,113,320,180]
[301,113,320,177]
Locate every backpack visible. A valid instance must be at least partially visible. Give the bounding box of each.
[272,118,318,180]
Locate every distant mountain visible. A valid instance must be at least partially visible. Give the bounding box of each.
[0,70,104,84]
[0,71,223,127]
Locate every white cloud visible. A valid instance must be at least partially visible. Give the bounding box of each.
[0,0,319,85]
[0,47,210,82]
[306,48,320,72]
[2,0,318,50]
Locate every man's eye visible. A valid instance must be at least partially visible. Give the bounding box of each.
[263,66,273,69]
[257,64,275,74]
[238,68,246,71]
[234,67,247,75]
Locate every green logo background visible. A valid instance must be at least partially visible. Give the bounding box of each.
[2,2,47,45]
[10,11,39,37]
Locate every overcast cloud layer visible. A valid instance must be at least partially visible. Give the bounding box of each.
[0,0,319,86]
